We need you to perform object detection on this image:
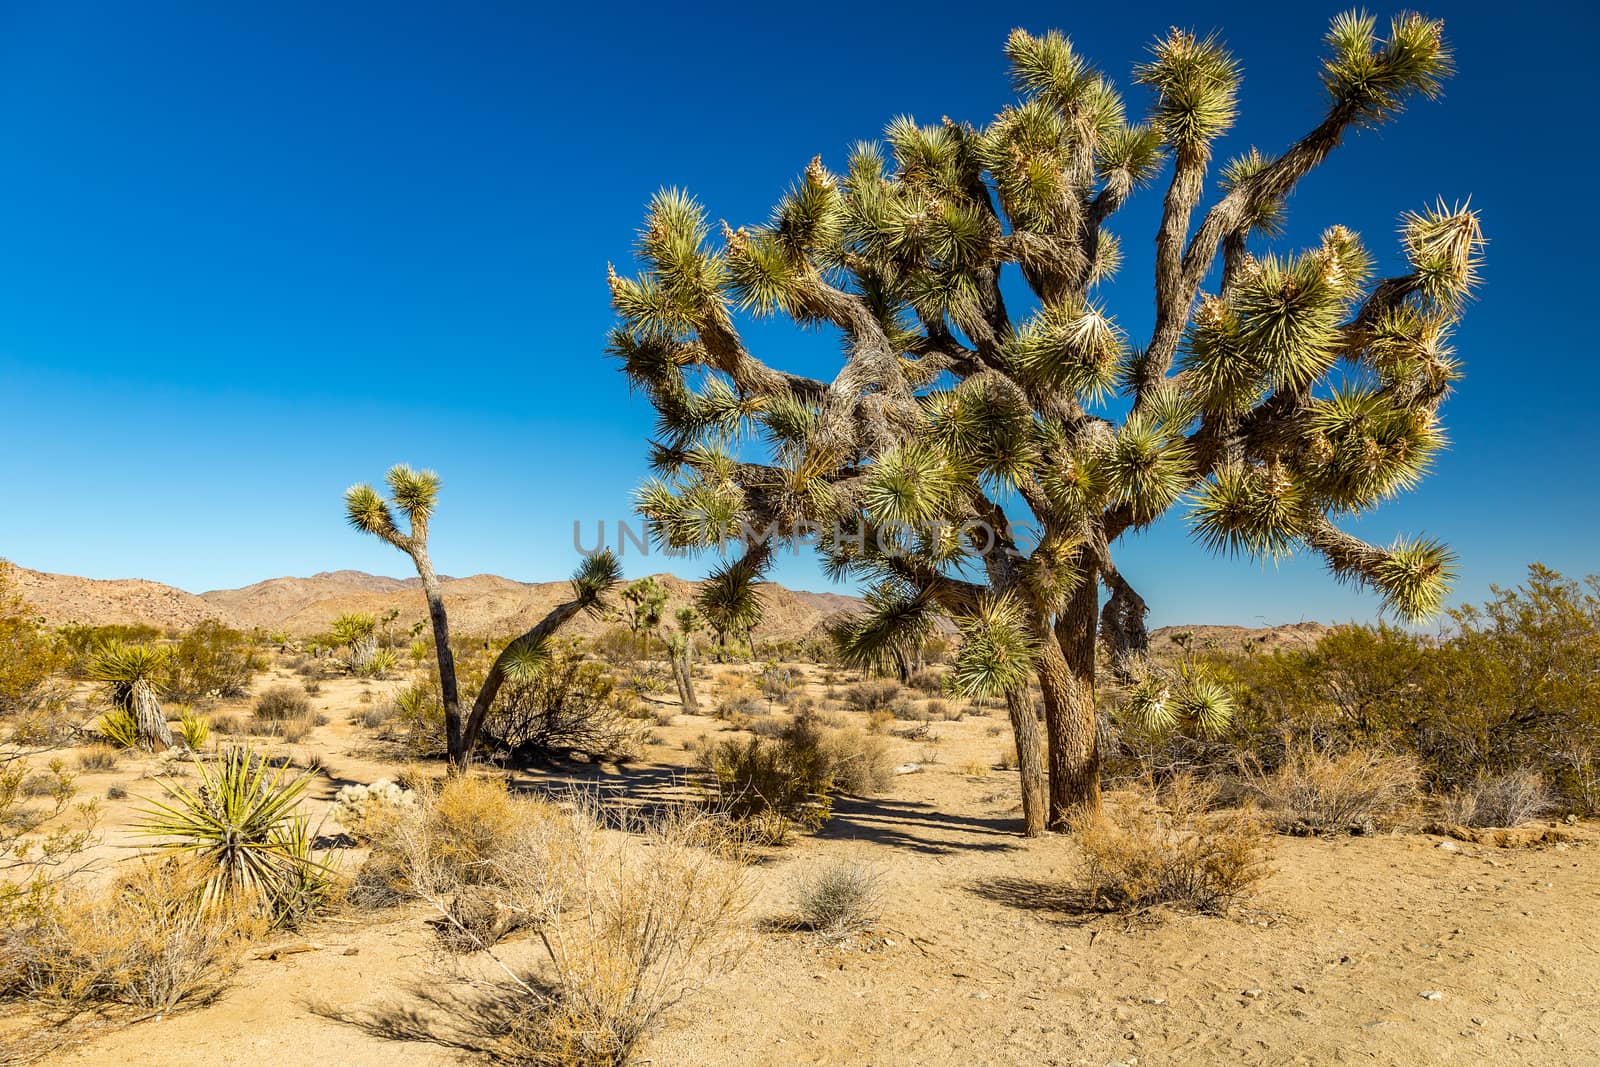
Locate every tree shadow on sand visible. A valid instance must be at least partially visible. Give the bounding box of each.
[966,875,1108,925]
[307,977,543,1058]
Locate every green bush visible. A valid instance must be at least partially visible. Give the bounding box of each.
[699,717,834,844]
[165,620,260,702]
[0,563,67,718]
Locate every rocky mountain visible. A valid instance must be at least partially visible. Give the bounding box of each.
[9,563,1334,652]
[9,564,863,644]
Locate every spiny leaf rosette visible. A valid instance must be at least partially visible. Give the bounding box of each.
[607,12,1480,832]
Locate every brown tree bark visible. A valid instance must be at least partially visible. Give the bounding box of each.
[1037,570,1101,828]
[1004,687,1047,836]
[409,547,463,763]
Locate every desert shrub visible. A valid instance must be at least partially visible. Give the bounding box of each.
[758,663,799,701]
[356,704,389,729]
[748,714,787,739]
[996,742,1019,771]
[0,565,67,720]
[252,684,311,722]
[892,697,928,721]
[699,718,834,844]
[492,803,751,1067]
[820,726,891,795]
[410,776,547,887]
[1211,567,1600,812]
[165,620,259,703]
[136,745,336,926]
[1079,778,1270,915]
[56,622,162,677]
[864,708,895,734]
[487,648,647,763]
[714,690,765,722]
[1440,769,1550,828]
[842,679,900,713]
[1239,746,1420,835]
[791,859,880,937]
[923,698,953,721]
[0,860,263,1010]
[907,668,944,695]
[77,745,120,772]
[591,624,651,666]
[331,778,418,843]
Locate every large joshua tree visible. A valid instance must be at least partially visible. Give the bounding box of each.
[344,465,622,768]
[607,11,1481,832]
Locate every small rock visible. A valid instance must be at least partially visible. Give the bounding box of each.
[1420,991,1444,1001]
[341,946,359,956]
[1435,840,1459,851]
[1242,988,1264,999]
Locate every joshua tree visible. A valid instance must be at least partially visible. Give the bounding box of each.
[344,465,623,768]
[695,555,765,662]
[666,605,703,712]
[87,641,174,750]
[609,12,1480,832]
[329,612,379,673]
[621,575,670,654]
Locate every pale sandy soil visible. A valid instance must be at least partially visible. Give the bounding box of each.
[8,663,1599,1066]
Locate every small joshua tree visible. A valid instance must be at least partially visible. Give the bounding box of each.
[87,641,174,750]
[667,606,703,712]
[621,575,670,655]
[695,555,765,662]
[609,12,1481,831]
[344,465,623,768]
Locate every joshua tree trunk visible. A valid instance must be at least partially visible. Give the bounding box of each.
[458,598,588,767]
[1004,687,1047,836]
[669,641,698,713]
[1037,572,1102,828]
[410,548,464,763]
[131,678,173,751]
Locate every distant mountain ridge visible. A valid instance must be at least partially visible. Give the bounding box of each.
[10,563,1329,652]
[11,564,865,643]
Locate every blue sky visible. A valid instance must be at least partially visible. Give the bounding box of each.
[2,0,1596,627]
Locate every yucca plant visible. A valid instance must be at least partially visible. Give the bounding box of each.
[86,640,174,750]
[343,464,624,767]
[176,706,211,750]
[329,612,378,673]
[97,706,142,749]
[609,12,1479,833]
[136,746,333,924]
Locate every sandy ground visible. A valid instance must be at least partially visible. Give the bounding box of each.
[9,663,1599,1066]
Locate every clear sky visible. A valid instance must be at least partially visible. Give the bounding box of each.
[2,0,1596,627]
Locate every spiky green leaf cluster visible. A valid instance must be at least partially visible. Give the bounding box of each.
[949,595,1040,699]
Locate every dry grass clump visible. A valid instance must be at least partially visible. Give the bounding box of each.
[791,859,880,937]
[820,726,891,795]
[842,679,901,713]
[1440,769,1550,828]
[76,745,120,772]
[0,860,265,1011]
[1239,746,1420,835]
[367,783,751,1065]
[1079,777,1270,916]
[253,683,311,721]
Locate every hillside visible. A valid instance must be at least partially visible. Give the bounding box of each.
[11,562,1338,653]
[9,564,863,643]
